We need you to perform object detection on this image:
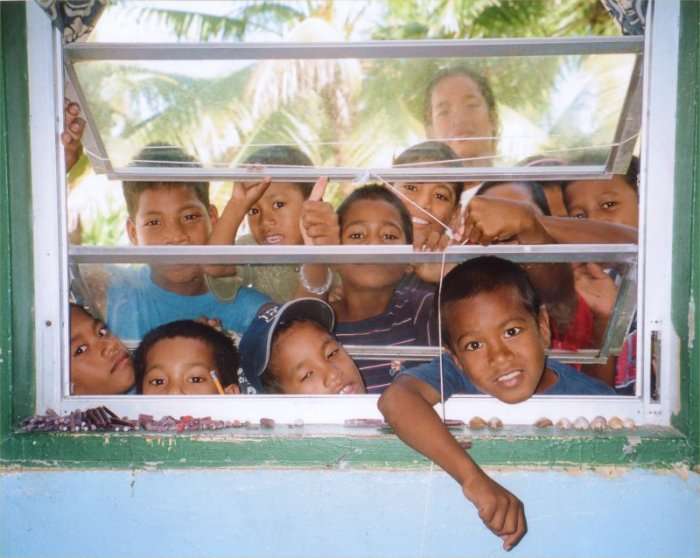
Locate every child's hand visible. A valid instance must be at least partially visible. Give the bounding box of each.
[462,471,527,551]
[573,262,617,319]
[195,316,223,331]
[61,100,85,173]
[230,177,271,213]
[464,197,546,245]
[300,177,340,246]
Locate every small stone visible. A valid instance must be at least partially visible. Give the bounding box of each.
[555,418,572,429]
[590,416,607,431]
[608,416,624,430]
[535,417,553,428]
[468,416,487,430]
[573,416,590,430]
[260,417,275,429]
[487,417,503,430]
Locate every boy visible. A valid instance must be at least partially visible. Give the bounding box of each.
[79,144,270,341]
[332,185,437,393]
[134,319,240,395]
[239,298,366,395]
[207,145,338,303]
[378,257,612,550]
[70,303,134,395]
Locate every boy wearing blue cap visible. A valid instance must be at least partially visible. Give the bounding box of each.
[239,298,366,395]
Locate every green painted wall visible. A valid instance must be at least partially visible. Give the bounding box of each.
[0,1,698,469]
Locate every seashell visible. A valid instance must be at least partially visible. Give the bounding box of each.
[291,418,304,428]
[623,418,636,430]
[573,416,590,430]
[608,416,624,430]
[487,417,503,430]
[260,417,275,429]
[590,416,607,431]
[556,418,572,429]
[535,417,553,428]
[468,416,488,430]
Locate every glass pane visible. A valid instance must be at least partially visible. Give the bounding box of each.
[70,52,637,172]
[90,1,621,44]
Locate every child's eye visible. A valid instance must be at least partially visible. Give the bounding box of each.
[504,327,522,338]
[74,344,88,356]
[571,211,586,219]
[402,184,418,193]
[183,212,202,222]
[148,378,165,386]
[465,341,482,352]
[382,232,399,241]
[327,347,339,359]
[189,376,207,384]
[435,192,450,202]
[347,231,364,240]
[272,201,285,209]
[300,370,313,382]
[98,326,108,337]
[144,219,160,227]
[601,201,618,210]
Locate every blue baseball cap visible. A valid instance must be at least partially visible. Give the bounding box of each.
[239,298,336,392]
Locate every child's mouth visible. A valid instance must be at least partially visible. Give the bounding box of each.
[264,234,283,244]
[495,369,523,387]
[110,353,130,375]
[411,217,430,226]
[337,383,356,395]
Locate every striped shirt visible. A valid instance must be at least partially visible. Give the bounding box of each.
[334,276,438,394]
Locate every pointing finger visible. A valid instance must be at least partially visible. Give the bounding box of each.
[309,176,328,202]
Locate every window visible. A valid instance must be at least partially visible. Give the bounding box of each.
[27,0,680,427]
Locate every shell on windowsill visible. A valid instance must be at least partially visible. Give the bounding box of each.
[623,418,636,430]
[534,417,553,428]
[608,416,624,430]
[573,416,590,430]
[487,417,503,430]
[590,416,607,431]
[555,418,572,429]
[468,416,488,430]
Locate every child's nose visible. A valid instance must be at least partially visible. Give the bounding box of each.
[323,366,342,390]
[167,383,185,395]
[163,222,188,244]
[489,340,514,365]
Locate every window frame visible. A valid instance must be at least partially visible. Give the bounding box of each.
[26,0,678,427]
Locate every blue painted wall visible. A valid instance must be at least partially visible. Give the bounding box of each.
[1,468,698,558]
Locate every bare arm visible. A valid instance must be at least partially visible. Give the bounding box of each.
[537,215,638,244]
[378,375,526,550]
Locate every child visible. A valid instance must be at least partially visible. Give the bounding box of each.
[70,303,135,395]
[79,144,270,341]
[378,257,613,550]
[207,145,338,303]
[332,185,437,393]
[134,319,240,395]
[563,156,640,393]
[239,298,366,395]
[424,66,499,165]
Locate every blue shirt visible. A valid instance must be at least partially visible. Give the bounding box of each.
[401,353,615,398]
[106,265,269,341]
[334,276,437,394]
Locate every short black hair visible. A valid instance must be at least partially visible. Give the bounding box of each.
[475,180,552,216]
[133,320,239,394]
[393,141,465,201]
[439,257,541,349]
[563,153,639,197]
[122,143,209,218]
[336,185,414,245]
[242,145,315,199]
[424,66,500,136]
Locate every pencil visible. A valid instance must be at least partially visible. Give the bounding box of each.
[209,370,225,395]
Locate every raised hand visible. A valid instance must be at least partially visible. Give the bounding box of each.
[230,176,271,213]
[300,177,339,246]
[464,196,548,245]
[62,100,85,173]
[573,262,618,319]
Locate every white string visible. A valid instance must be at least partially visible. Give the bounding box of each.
[83,131,640,168]
[417,461,436,558]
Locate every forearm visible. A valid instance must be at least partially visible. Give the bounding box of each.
[379,381,485,486]
[537,215,638,244]
[205,202,247,277]
[582,311,616,386]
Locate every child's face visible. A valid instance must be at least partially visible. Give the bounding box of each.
[126,185,217,291]
[428,75,495,161]
[70,306,134,395]
[142,336,225,395]
[564,177,638,228]
[337,199,408,290]
[269,321,366,395]
[247,181,305,245]
[444,286,551,404]
[396,182,459,246]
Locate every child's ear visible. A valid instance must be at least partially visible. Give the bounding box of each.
[126,218,138,245]
[224,384,240,395]
[208,205,219,226]
[537,304,552,348]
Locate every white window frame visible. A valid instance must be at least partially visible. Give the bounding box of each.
[27,0,679,426]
